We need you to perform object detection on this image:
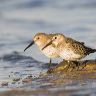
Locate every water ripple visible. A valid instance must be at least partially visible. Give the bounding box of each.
[16,0,46,9]
[0,51,39,64]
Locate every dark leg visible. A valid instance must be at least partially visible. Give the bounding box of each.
[48,58,52,68]
[64,61,70,72]
[66,61,79,71]
[72,61,80,70]
[50,58,52,64]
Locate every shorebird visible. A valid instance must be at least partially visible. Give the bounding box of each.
[42,33,96,62]
[24,33,59,66]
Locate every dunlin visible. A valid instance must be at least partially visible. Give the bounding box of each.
[24,33,59,66]
[42,33,96,62]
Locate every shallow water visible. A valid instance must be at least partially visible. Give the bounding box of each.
[0,0,96,95]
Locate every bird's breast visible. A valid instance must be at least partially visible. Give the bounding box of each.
[59,48,82,61]
[41,45,59,58]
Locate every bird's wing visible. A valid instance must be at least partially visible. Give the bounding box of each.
[66,37,84,45]
[66,37,86,55]
[66,37,96,55]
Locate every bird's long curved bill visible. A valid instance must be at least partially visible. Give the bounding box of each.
[42,40,52,50]
[24,41,34,51]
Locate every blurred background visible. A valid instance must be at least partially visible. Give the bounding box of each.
[0,0,96,89]
[0,0,96,61]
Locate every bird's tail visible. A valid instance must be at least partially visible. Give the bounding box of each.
[93,49,96,52]
[89,48,96,53]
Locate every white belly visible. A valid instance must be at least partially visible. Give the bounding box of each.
[41,45,59,58]
[60,49,81,61]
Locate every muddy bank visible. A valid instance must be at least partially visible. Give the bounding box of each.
[47,59,96,74]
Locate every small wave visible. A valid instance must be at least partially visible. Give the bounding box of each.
[63,1,96,10]
[15,0,46,9]
[0,51,55,69]
[0,51,40,65]
[0,44,5,47]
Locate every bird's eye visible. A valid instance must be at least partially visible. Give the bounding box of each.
[54,36,57,39]
[37,37,40,40]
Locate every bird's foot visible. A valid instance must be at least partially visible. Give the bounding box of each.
[64,61,71,72]
[72,61,80,71]
[66,61,80,71]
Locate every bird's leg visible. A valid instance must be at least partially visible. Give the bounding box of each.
[68,61,70,66]
[50,58,52,64]
[76,61,81,70]
[64,60,70,71]
[48,58,52,68]
[68,61,78,71]
[80,60,87,70]
[72,61,80,70]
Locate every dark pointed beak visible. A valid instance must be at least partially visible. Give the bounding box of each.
[24,40,34,51]
[42,40,53,50]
